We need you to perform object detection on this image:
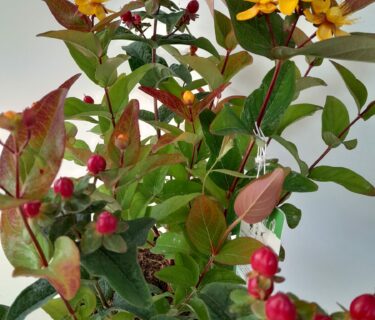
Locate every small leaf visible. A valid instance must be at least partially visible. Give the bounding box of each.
[151,232,191,259]
[362,101,375,121]
[95,54,129,87]
[13,236,80,300]
[322,96,350,146]
[214,10,237,50]
[186,195,227,255]
[234,168,287,224]
[343,139,358,150]
[331,61,368,110]
[155,266,197,287]
[309,166,375,196]
[279,203,302,229]
[80,223,103,255]
[215,237,263,265]
[199,267,245,288]
[219,51,253,82]
[284,171,319,193]
[188,297,211,320]
[103,234,128,253]
[5,279,56,320]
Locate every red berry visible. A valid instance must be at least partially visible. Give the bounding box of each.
[83,95,94,104]
[350,294,375,320]
[247,277,273,300]
[251,246,278,277]
[121,11,132,23]
[54,177,74,198]
[87,154,106,175]
[186,0,199,14]
[22,201,42,218]
[314,315,331,320]
[96,211,118,235]
[132,14,141,26]
[265,293,297,320]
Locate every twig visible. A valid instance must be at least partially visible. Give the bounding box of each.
[265,15,277,47]
[298,32,316,48]
[104,87,116,128]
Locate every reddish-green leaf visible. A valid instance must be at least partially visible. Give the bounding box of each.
[186,195,226,255]
[215,237,263,265]
[0,75,79,199]
[108,100,141,167]
[234,168,287,224]
[13,236,81,300]
[43,0,92,32]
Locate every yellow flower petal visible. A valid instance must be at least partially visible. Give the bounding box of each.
[279,0,298,15]
[94,4,107,20]
[312,0,331,14]
[236,5,260,21]
[259,2,277,13]
[303,9,325,24]
[75,0,89,5]
[77,3,96,15]
[334,27,350,37]
[317,23,333,40]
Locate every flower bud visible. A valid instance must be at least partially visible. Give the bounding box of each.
[182,91,195,105]
[115,133,129,150]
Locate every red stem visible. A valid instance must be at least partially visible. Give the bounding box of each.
[304,60,316,77]
[298,32,316,48]
[152,13,161,139]
[104,87,116,128]
[265,15,276,47]
[285,14,300,46]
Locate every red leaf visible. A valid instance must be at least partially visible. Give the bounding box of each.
[234,168,287,224]
[0,75,80,198]
[108,99,141,166]
[192,82,230,118]
[43,0,92,32]
[139,86,188,120]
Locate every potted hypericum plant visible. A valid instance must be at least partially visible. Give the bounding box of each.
[1,0,375,319]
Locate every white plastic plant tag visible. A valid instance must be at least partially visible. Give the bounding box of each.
[236,208,285,280]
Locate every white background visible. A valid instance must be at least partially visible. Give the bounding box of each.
[0,1,375,318]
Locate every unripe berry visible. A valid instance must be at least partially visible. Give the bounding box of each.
[83,95,95,104]
[251,246,278,277]
[182,90,195,105]
[350,294,375,320]
[186,0,199,14]
[54,177,74,198]
[121,11,132,23]
[115,133,129,150]
[87,154,107,175]
[265,293,297,320]
[96,211,118,235]
[314,315,331,320]
[22,201,42,218]
[247,276,273,300]
[132,14,141,26]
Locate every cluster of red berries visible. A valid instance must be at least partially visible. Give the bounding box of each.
[180,0,200,25]
[96,211,118,235]
[120,11,141,28]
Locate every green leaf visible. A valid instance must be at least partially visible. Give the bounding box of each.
[199,267,245,288]
[95,54,129,87]
[225,0,286,58]
[210,105,250,136]
[331,61,368,110]
[186,195,227,255]
[279,203,302,229]
[38,30,101,58]
[362,101,375,121]
[199,283,239,320]
[309,166,375,196]
[343,138,358,150]
[81,218,155,314]
[214,10,237,51]
[322,96,350,146]
[149,193,200,221]
[242,61,296,136]
[0,196,27,210]
[103,234,128,253]
[272,135,309,175]
[188,297,211,320]
[277,103,322,134]
[13,236,81,300]
[0,306,8,319]
[5,279,55,320]
[294,76,327,99]
[151,232,191,259]
[272,34,375,62]
[284,171,319,193]
[64,97,111,120]
[219,51,253,82]
[215,237,263,265]
[156,266,197,287]
[49,215,77,242]
[156,11,185,33]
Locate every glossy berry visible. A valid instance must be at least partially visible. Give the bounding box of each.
[313,315,331,320]
[22,201,42,218]
[83,95,94,104]
[350,294,375,320]
[53,177,74,198]
[247,276,273,300]
[182,90,195,105]
[87,154,107,175]
[132,14,141,26]
[251,246,278,277]
[265,293,297,320]
[121,11,132,23]
[186,0,199,14]
[96,211,118,235]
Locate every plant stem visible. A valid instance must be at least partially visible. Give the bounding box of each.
[285,14,300,46]
[195,255,215,288]
[0,139,15,153]
[220,49,231,75]
[304,59,316,77]
[61,298,78,320]
[152,14,161,139]
[265,15,276,47]
[298,32,316,48]
[104,87,116,128]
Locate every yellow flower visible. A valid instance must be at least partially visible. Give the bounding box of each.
[279,0,299,15]
[304,0,353,40]
[236,0,277,21]
[75,0,108,20]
